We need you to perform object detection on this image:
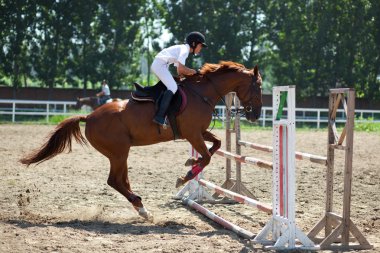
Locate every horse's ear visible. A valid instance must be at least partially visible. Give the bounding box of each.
[254,65,259,76]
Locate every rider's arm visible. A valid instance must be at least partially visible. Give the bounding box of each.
[96,91,104,97]
[177,62,197,76]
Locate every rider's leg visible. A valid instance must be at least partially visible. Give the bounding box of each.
[151,59,178,125]
[153,90,174,125]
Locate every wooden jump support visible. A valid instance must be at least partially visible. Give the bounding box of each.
[307,88,373,250]
[217,95,257,197]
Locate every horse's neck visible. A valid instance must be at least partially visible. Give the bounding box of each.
[180,81,223,108]
[182,73,242,105]
[204,73,239,99]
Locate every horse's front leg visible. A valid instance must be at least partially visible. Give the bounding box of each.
[176,136,212,188]
[204,131,221,155]
[185,131,221,166]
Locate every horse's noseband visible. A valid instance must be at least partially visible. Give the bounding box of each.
[245,105,253,112]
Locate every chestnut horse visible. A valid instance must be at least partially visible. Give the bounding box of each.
[20,61,262,219]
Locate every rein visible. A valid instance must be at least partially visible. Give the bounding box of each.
[204,75,228,109]
[182,81,214,108]
[182,75,227,130]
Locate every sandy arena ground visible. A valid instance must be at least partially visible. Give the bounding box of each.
[0,124,379,253]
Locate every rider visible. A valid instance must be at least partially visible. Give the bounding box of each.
[96,80,111,106]
[151,31,208,125]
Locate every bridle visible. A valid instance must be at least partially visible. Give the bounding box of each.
[184,71,261,118]
[238,74,262,116]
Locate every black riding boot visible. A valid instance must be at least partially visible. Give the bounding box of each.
[153,90,174,125]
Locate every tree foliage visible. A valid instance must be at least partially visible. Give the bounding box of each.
[0,0,379,100]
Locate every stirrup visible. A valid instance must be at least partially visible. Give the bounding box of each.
[153,116,168,128]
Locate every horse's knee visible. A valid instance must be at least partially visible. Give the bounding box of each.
[200,155,211,168]
[217,139,221,147]
[214,140,221,151]
[209,140,221,155]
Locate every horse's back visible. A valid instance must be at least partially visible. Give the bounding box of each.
[84,100,130,145]
[85,99,173,147]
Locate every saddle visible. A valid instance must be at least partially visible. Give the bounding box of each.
[131,81,187,140]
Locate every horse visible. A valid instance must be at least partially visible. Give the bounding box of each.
[20,61,263,220]
[75,96,122,111]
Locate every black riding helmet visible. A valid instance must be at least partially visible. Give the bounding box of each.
[185,31,208,52]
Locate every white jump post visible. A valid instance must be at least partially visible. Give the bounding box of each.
[253,85,315,250]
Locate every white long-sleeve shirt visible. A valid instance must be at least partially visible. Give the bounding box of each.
[154,44,190,67]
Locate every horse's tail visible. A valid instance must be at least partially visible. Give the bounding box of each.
[20,115,88,166]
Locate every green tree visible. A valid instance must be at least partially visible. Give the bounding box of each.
[0,0,36,91]
[162,0,264,66]
[29,1,77,91]
[263,0,380,99]
[93,0,142,89]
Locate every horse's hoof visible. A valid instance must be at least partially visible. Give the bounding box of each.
[176,177,185,188]
[185,158,195,166]
[138,207,153,221]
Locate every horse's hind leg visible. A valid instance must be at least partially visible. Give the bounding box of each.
[107,152,152,219]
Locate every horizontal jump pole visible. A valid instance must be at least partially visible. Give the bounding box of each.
[198,179,272,214]
[183,198,255,239]
[207,144,273,170]
[238,140,327,165]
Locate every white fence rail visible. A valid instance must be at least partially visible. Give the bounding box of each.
[0,99,379,127]
[0,99,77,123]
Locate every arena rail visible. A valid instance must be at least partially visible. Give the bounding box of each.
[0,99,76,123]
[1,99,379,127]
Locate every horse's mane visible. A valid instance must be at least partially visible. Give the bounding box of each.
[199,61,250,75]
